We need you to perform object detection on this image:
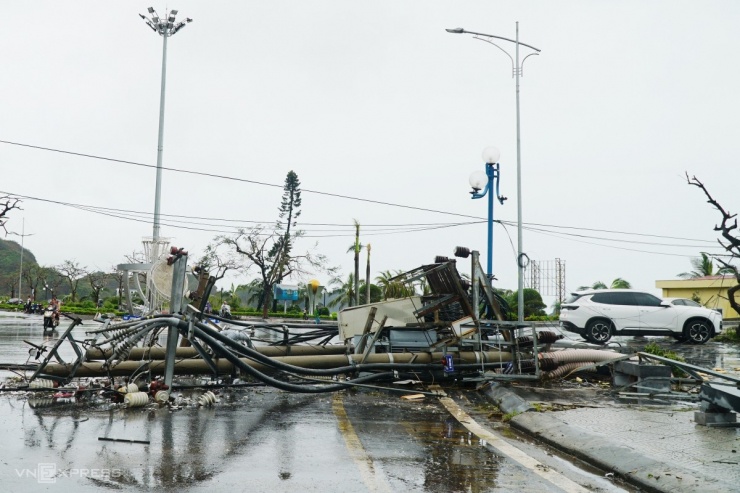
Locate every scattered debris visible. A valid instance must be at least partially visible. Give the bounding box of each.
[400,394,425,401]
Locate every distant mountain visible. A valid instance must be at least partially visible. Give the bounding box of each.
[0,237,38,294]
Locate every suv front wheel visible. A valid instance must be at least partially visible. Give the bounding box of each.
[683,320,711,344]
[585,319,613,344]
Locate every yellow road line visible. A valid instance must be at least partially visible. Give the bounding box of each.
[438,396,591,493]
[332,394,392,493]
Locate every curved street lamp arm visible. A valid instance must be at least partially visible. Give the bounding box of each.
[473,36,514,73]
[463,29,541,52]
[521,52,540,74]
[470,182,491,200]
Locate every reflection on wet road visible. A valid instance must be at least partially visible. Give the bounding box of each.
[1,387,572,492]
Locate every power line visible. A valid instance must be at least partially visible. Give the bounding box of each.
[500,220,717,244]
[516,223,717,248]
[0,139,724,249]
[521,225,719,258]
[0,189,484,235]
[0,139,481,220]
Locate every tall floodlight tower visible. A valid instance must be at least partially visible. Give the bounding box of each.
[139,8,192,261]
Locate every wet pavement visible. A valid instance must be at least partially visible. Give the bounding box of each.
[2,312,740,492]
[1,385,630,492]
[503,333,740,493]
[0,314,625,492]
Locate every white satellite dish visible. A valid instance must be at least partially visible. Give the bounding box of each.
[147,257,188,310]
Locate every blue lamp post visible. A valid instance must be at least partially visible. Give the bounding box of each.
[469,146,507,278]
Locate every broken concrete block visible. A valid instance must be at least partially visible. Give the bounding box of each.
[694,411,737,426]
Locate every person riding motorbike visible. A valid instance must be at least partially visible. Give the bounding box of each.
[50,295,61,324]
[220,302,232,319]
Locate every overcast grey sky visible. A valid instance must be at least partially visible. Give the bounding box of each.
[1,1,738,305]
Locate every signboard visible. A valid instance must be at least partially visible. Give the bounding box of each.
[274,284,299,301]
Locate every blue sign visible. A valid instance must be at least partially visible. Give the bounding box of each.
[274,284,299,301]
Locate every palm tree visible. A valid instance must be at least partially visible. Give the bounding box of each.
[577,278,631,291]
[375,270,415,300]
[365,243,371,305]
[352,219,360,306]
[610,278,632,289]
[678,252,731,279]
[245,279,265,308]
[333,273,356,309]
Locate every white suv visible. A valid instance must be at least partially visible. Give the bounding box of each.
[559,289,722,344]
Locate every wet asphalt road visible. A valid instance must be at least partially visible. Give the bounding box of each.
[3,313,738,492]
[1,386,626,492]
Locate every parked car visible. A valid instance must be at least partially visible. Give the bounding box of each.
[664,297,702,307]
[6,298,23,305]
[559,289,722,344]
[664,297,723,312]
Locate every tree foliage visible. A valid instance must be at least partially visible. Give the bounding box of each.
[678,252,732,279]
[502,288,547,319]
[577,278,632,291]
[375,270,415,300]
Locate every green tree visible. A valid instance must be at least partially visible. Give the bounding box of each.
[358,282,382,304]
[271,171,302,310]
[505,288,547,319]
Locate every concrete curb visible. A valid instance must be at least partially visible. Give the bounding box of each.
[481,382,535,414]
[509,412,733,493]
[479,384,734,493]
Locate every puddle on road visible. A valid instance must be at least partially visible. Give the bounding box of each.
[339,391,504,492]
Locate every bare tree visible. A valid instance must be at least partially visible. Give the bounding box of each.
[110,265,125,301]
[0,195,21,235]
[687,174,740,314]
[22,264,44,300]
[197,243,241,281]
[56,260,88,302]
[87,271,109,306]
[219,226,332,318]
[45,269,64,300]
[2,274,19,298]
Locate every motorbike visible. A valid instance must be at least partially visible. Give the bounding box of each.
[43,306,59,332]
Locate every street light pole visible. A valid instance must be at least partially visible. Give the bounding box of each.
[446,23,540,322]
[15,218,34,300]
[139,8,192,251]
[469,147,507,278]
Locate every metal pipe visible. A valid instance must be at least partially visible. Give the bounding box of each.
[39,350,513,378]
[85,344,349,360]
